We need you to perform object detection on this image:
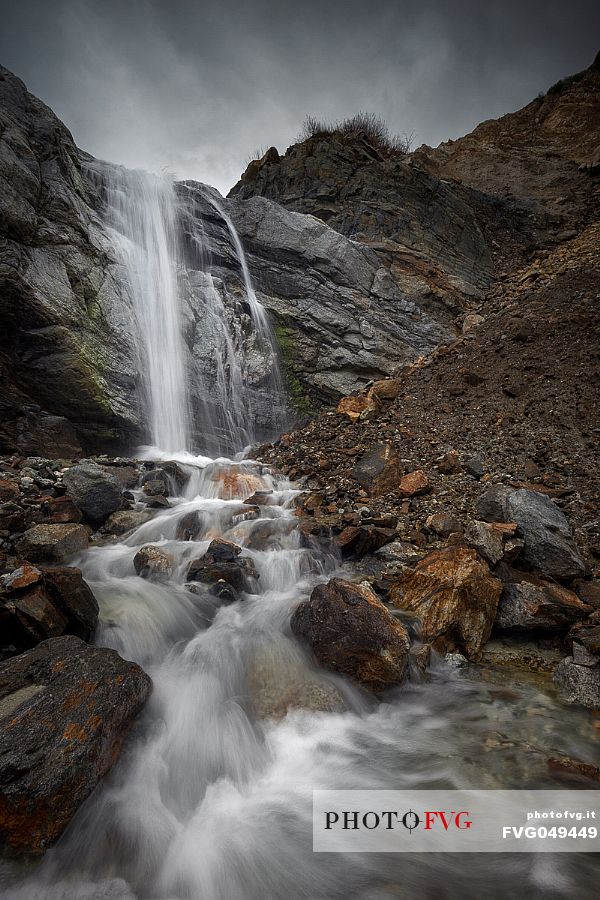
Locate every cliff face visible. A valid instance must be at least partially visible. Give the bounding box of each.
[0,66,460,453]
[1,56,598,456]
[0,66,138,454]
[414,56,600,217]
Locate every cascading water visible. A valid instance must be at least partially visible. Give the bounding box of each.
[85,163,287,456]
[86,163,191,453]
[3,453,598,900]
[4,170,598,900]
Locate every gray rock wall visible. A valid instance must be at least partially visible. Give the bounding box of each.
[0,65,459,453]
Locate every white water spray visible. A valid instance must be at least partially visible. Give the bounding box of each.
[86,164,287,457]
[88,164,190,453]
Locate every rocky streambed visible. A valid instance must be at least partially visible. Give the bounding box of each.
[0,446,599,899]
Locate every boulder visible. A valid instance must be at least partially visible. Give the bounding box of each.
[389,547,502,659]
[0,635,151,854]
[496,572,591,631]
[290,578,410,691]
[368,379,400,401]
[15,523,89,563]
[334,525,395,559]
[187,539,258,593]
[62,461,122,528]
[353,443,401,496]
[399,470,431,498]
[0,564,98,652]
[103,509,154,536]
[505,490,586,581]
[133,545,174,581]
[553,657,600,710]
[41,495,82,524]
[475,485,512,522]
[476,487,586,581]
[337,395,378,421]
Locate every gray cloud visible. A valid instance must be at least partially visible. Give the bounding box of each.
[0,0,598,193]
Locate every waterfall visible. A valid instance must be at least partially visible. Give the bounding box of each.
[87,164,191,453]
[86,163,286,457]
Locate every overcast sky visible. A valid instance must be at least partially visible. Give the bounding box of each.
[0,0,598,194]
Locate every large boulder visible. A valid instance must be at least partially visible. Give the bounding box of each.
[15,523,89,563]
[0,564,98,653]
[389,547,502,659]
[290,577,410,691]
[0,635,151,854]
[476,487,585,581]
[506,490,586,581]
[62,461,122,528]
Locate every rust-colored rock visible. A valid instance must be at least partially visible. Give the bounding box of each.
[0,479,19,502]
[389,547,502,659]
[0,566,99,652]
[290,577,410,691]
[0,635,151,855]
[547,756,600,783]
[0,564,42,592]
[368,379,400,401]
[337,395,378,422]
[399,470,431,498]
[42,495,82,524]
[210,466,267,500]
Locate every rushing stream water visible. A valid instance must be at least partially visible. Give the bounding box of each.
[2,172,598,899]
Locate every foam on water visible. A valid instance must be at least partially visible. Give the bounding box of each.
[3,454,598,900]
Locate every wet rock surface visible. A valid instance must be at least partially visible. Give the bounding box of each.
[0,635,151,855]
[553,656,600,710]
[291,577,411,691]
[62,460,123,528]
[389,547,502,659]
[0,564,98,654]
[187,539,259,595]
[15,523,89,563]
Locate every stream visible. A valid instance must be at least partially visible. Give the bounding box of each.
[3,450,599,900]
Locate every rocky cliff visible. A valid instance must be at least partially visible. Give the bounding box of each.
[0,65,464,456]
[230,53,600,389]
[1,55,598,456]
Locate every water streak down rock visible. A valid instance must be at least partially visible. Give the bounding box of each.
[0,64,457,454]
